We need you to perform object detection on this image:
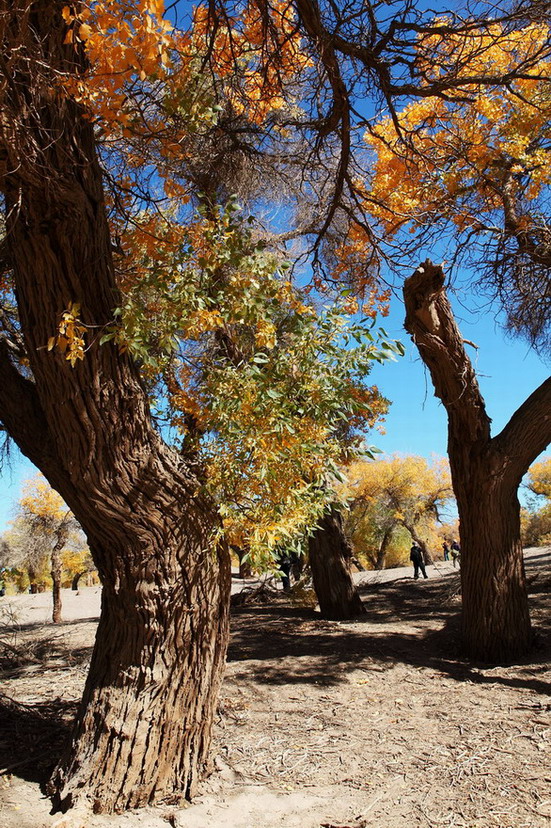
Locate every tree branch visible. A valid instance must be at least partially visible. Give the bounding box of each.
[404,260,550,489]
[492,377,551,486]
[403,260,491,446]
[0,340,60,477]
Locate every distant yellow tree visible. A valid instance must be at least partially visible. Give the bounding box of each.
[527,456,551,499]
[522,456,551,546]
[14,476,90,621]
[344,455,454,569]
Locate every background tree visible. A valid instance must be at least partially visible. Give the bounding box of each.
[307,504,365,618]
[344,455,454,569]
[522,456,551,546]
[16,476,86,620]
[526,456,551,499]
[1,521,50,595]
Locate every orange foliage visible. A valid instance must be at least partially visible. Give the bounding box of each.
[365,22,551,235]
[191,0,311,124]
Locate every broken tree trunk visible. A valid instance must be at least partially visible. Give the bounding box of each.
[403,260,551,662]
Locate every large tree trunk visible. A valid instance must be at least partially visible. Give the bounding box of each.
[457,468,530,660]
[50,505,230,813]
[404,261,551,662]
[0,1,231,812]
[308,507,365,619]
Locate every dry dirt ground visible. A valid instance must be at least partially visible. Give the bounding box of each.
[0,549,550,828]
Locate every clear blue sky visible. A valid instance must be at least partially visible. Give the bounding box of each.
[0,277,549,533]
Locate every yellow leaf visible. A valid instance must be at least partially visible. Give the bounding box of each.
[78,23,92,41]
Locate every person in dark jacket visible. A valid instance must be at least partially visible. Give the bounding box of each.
[276,551,292,591]
[410,543,428,580]
[451,539,461,568]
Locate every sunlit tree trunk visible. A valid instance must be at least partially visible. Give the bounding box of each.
[232,544,252,578]
[50,496,230,812]
[402,522,433,566]
[50,529,67,623]
[404,261,551,661]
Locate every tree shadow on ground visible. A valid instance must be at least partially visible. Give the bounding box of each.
[0,637,93,683]
[0,629,94,681]
[1,568,549,792]
[0,694,76,783]
[227,574,551,697]
[0,615,100,635]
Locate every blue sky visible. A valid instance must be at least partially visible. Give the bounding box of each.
[367,284,550,461]
[1,276,548,533]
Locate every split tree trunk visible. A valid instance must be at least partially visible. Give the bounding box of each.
[308,507,365,619]
[404,261,551,661]
[0,1,231,812]
[232,545,253,579]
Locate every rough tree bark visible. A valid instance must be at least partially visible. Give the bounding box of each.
[50,524,68,623]
[404,261,551,662]
[0,1,230,813]
[308,506,365,619]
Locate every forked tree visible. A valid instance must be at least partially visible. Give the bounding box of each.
[404,262,551,661]
[308,505,365,618]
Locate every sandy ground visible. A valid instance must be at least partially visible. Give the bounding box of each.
[0,548,550,828]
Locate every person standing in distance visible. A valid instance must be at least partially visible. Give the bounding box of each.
[410,543,428,580]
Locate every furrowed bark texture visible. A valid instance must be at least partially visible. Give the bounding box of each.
[51,526,68,623]
[0,0,231,812]
[404,261,551,662]
[309,507,365,619]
